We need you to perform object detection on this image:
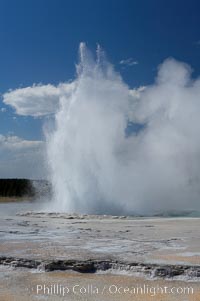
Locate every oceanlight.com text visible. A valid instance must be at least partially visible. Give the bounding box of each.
[33,283,194,297]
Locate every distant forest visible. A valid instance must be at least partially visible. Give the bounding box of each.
[0,179,35,197]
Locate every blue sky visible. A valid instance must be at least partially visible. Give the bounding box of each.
[1,0,200,140]
[0,0,200,178]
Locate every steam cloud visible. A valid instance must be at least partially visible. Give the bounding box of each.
[46,43,200,214]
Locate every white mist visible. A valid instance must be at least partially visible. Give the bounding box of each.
[46,43,200,215]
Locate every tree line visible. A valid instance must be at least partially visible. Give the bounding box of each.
[0,179,35,197]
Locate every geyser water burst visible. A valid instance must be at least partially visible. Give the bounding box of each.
[47,43,200,215]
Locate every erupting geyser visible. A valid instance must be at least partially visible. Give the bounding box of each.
[47,43,200,215]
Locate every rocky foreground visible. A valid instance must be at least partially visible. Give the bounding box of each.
[1,255,200,278]
[0,209,200,300]
[0,212,200,277]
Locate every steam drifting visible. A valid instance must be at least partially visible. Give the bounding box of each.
[45,43,200,215]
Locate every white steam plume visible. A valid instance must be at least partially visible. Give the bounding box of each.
[46,43,200,215]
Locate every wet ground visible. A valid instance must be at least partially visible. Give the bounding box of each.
[1,210,200,266]
[1,267,200,301]
[0,201,200,300]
